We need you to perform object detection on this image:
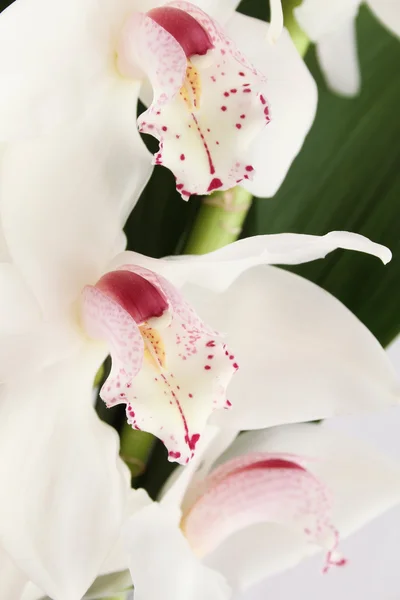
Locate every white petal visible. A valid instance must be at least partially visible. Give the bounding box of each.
[367,0,400,37]
[183,265,399,430]
[294,0,361,41]
[0,263,41,334]
[204,423,400,590]
[0,82,152,317]
[187,0,241,24]
[268,0,284,44]
[110,230,391,293]
[124,502,231,600]
[316,17,361,96]
[0,346,130,600]
[0,0,128,141]
[0,547,28,599]
[224,13,318,197]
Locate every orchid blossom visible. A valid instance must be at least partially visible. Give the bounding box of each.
[1,0,317,198]
[294,0,400,96]
[0,198,398,600]
[77,423,400,600]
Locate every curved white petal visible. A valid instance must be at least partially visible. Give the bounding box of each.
[182,265,399,430]
[204,423,400,590]
[294,0,361,41]
[124,502,232,600]
[268,0,284,44]
[110,231,390,293]
[224,13,318,197]
[0,82,152,317]
[188,0,241,24]
[0,345,130,600]
[316,17,361,96]
[0,547,28,599]
[367,0,400,37]
[0,0,130,141]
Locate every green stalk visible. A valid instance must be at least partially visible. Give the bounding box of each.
[184,187,253,254]
[120,427,155,482]
[119,1,310,477]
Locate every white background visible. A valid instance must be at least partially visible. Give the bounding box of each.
[238,338,400,600]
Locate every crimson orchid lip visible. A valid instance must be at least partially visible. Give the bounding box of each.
[147,6,213,58]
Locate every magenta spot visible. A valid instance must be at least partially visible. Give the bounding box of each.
[176,134,181,139]
[233,362,239,369]
[245,165,254,172]
[169,451,181,460]
[206,340,216,347]
[188,393,193,398]
[221,105,227,111]
[176,183,184,190]
[230,88,237,94]
[235,123,242,129]
[243,88,251,93]
[229,355,234,360]
[240,114,246,119]
[224,91,229,97]
[180,153,185,161]
[239,71,245,76]
[187,433,200,450]
[207,178,223,192]
[162,126,168,132]
[204,365,211,370]
[207,354,214,359]
[264,107,270,116]
[226,399,232,407]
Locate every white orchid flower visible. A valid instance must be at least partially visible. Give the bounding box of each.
[294,0,400,96]
[1,0,317,198]
[84,422,400,600]
[0,206,398,599]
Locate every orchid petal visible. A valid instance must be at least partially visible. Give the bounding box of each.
[182,453,343,570]
[184,0,241,24]
[110,231,390,293]
[0,0,129,141]
[294,0,361,41]
[120,2,269,197]
[124,503,231,600]
[181,265,399,430]
[224,12,318,197]
[0,346,130,600]
[203,424,400,590]
[367,0,400,37]
[0,548,28,599]
[316,16,361,96]
[0,82,152,317]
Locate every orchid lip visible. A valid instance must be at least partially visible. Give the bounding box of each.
[147,6,214,58]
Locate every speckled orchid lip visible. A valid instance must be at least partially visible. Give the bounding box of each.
[117,1,270,199]
[182,452,347,572]
[81,265,238,464]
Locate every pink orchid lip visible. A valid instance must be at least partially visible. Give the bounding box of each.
[147,6,213,57]
[96,270,169,325]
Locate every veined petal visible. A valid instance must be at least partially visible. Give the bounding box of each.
[182,452,344,571]
[120,2,270,197]
[124,502,231,600]
[83,265,237,464]
[0,82,152,317]
[0,346,130,600]
[204,424,400,590]
[367,0,400,37]
[224,13,318,197]
[110,231,391,293]
[182,265,399,430]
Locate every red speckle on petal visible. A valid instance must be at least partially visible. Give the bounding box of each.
[206,340,216,347]
[221,106,227,111]
[188,393,193,398]
[176,183,184,190]
[224,91,229,97]
[230,89,237,93]
[162,126,168,131]
[240,114,246,119]
[235,123,242,129]
[169,451,181,460]
[187,433,200,450]
[204,365,211,370]
[245,165,254,172]
[207,178,223,192]
[260,94,266,105]
[233,362,239,369]
[238,71,245,76]
[207,354,214,359]
[243,88,251,93]
[180,153,185,160]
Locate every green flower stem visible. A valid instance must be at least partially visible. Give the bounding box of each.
[282,0,310,56]
[184,187,253,254]
[118,4,310,479]
[120,427,155,482]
